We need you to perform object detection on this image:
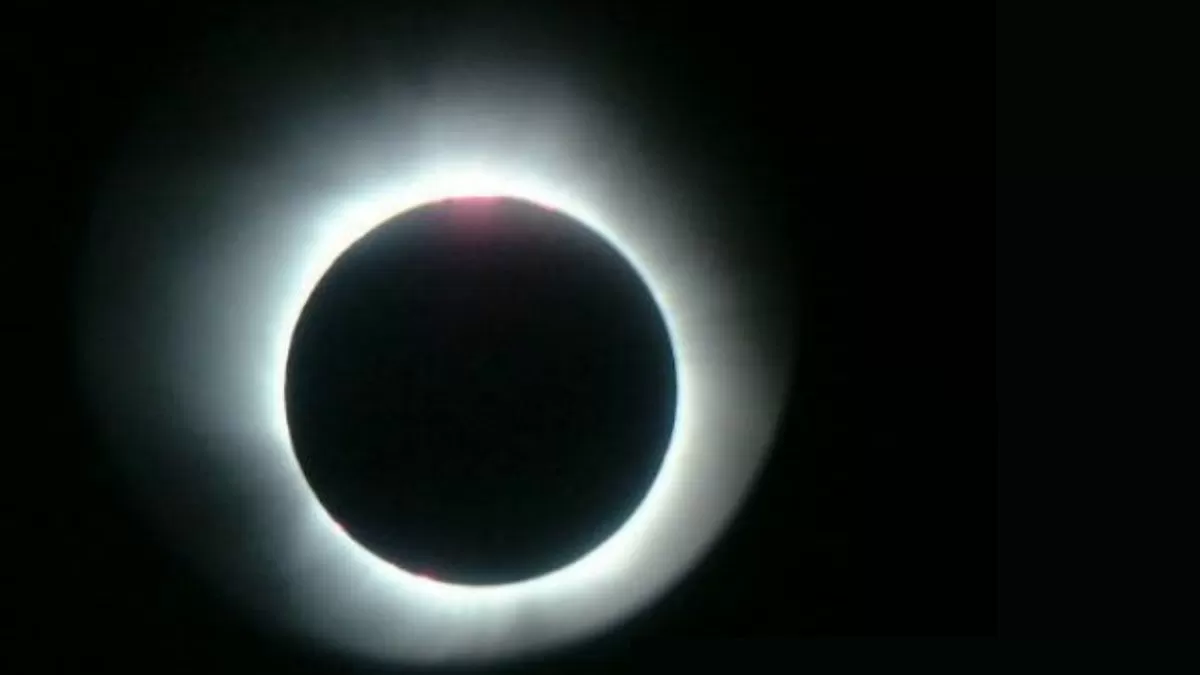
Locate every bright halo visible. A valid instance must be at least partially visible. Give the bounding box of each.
[272,174,693,591]
[77,55,794,666]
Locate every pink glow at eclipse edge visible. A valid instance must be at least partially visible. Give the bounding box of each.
[444,195,557,211]
[333,519,434,579]
[438,195,561,232]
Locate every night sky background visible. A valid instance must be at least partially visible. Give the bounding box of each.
[13,1,993,671]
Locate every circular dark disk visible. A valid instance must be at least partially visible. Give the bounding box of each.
[285,197,677,585]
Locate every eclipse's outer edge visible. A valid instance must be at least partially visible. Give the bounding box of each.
[77,55,795,666]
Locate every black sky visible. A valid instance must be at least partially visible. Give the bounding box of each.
[15,1,993,671]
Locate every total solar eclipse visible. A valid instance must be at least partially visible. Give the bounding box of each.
[77,38,795,664]
[285,197,676,584]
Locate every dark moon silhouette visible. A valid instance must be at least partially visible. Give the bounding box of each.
[285,197,677,585]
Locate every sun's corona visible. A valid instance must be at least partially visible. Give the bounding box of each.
[78,59,792,666]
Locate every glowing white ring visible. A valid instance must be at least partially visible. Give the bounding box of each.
[275,187,687,586]
[78,59,793,666]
